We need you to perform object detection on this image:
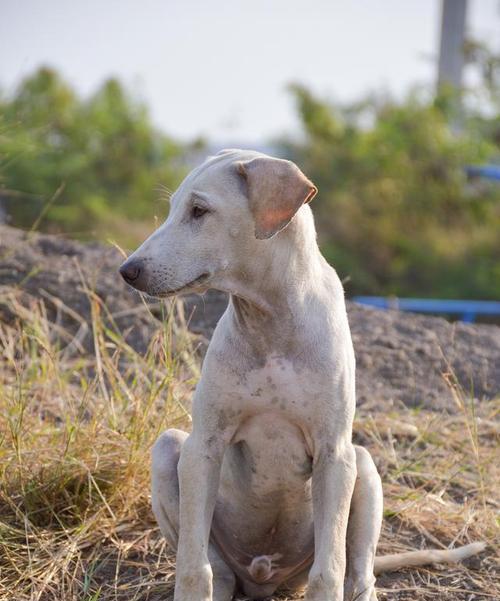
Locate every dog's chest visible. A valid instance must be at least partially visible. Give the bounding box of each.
[222,356,327,478]
[231,355,328,421]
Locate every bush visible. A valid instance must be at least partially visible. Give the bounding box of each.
[0,68,191,244]
[280,83,500,300]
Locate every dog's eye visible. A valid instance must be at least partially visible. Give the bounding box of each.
[191,205,208,219]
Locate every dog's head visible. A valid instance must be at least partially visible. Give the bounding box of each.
[119,149,317,297]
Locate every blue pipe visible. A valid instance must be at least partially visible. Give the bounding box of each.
[353,297,500,323]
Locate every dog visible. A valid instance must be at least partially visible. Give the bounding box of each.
[120,149,485,601]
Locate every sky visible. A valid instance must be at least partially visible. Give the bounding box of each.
[1,0,499,143]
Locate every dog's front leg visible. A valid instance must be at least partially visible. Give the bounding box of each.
[174,432,225,601]
[306,440,357,601]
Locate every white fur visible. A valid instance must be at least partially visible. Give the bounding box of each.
[122,150,484,601]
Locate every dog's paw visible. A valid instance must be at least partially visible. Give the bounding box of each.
[344,575,377,601]
[304,571,343,601]
[174,563,212,601]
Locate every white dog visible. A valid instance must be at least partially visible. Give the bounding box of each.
[120,150,484,601]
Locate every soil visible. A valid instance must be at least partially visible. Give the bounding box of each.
[1,224,499,411]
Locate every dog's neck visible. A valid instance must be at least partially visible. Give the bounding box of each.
[219,206,332,335]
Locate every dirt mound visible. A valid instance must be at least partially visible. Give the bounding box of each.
[0,225,157,355]
[1,224,499,410]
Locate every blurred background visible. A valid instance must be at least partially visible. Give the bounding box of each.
[1,0,499,303]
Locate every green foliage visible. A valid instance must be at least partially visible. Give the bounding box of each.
[1,60,499,299]
[281,80,500,299]
[0,67,189,243]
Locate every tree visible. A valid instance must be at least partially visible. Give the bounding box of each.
[280,79,500,300]
[0,67,187,244]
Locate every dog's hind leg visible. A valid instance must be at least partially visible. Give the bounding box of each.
[151,429,237,601]
[344,446,383,601]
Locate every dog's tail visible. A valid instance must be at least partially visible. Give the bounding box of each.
[374,541,486,575]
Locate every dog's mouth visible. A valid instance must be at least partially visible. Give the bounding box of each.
[153,272,211,298]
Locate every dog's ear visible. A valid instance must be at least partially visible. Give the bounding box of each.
[236,157,317,239]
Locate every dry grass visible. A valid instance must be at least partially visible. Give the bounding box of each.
[0,286,498,601]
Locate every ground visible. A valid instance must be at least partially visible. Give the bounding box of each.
[0,225,498,600]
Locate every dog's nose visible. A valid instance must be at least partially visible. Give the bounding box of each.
[120,259,142,284]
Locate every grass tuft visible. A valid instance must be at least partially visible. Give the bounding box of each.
[0,285,192,601]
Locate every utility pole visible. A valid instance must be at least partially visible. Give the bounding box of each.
[437,0,468,91]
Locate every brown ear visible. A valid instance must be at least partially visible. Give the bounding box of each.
[236,157,317,239]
